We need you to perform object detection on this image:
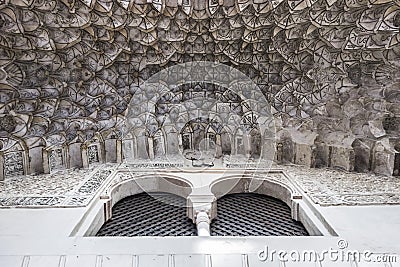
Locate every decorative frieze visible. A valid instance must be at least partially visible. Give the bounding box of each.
[1,164,400,208]
[0,165,117,207]
[284,165,400,206]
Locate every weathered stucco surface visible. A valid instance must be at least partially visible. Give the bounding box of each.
[0,0,399,178]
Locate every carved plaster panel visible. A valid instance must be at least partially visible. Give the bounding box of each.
[0,0,399,176]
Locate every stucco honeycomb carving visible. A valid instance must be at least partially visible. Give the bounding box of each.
[0,0,399,176]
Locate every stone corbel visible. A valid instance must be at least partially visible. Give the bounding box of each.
[187,194,217,236]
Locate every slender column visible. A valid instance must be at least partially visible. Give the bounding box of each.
[81,144,89,168]
[42,149,50,174]
[0,152,4,181]
[136,135,149,159]
[148,137,155,160]
[104,199,112,222]
[196,211,211,236]
[116,140,123,163]
[243,133,251,158]
[215,134,222,158]
[187,191,216,237]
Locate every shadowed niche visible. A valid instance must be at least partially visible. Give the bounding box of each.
[96,192,197,237]
[211,193,309,236]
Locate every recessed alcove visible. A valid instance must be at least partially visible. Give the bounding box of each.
[96,192,197,237]
[210,193,309,236]
[76,169,332,238]
[210,175,327,236]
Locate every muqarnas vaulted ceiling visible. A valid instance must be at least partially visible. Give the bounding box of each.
[0,0,399,176]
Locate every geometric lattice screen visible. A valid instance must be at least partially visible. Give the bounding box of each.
[211,193,309,236]
[96,193,197,237]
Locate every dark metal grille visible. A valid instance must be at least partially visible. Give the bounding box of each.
[211,193,309,236]
[96,193,197,236]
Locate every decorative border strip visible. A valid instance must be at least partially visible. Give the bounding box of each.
[0,167,116,208]
[122,163,185,169]
[1,164,400,207]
